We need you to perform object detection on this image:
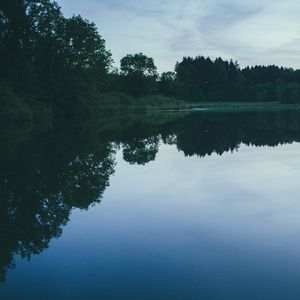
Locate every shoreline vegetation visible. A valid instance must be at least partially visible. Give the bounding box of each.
[2,1,300,123]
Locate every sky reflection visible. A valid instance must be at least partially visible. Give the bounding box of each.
[2,141,300,299]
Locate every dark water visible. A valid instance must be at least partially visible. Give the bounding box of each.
[2,110,300,299]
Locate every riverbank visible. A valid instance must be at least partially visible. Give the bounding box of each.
[96,93,300,113]
[3,89,300,123]
[187,101,300,112]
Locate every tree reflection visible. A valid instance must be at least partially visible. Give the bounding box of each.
[0,123,116,281]
[170,111,300,157]
[123,136,160,165]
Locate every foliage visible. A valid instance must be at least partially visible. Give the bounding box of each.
[120,53,158,97]
[139,94,185,107]
[169,56,300,103]
[0,82,33,121]
[95,92,186,114]
[0,0,112,120]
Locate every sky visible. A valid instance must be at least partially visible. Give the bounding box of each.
[56,0,300,73]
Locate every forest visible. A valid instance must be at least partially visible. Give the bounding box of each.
[2,0,300,122]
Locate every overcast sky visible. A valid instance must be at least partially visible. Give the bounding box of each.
[56,0,300,73]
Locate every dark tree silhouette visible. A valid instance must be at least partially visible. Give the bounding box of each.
[120,53,158,97]
[0,0,112,120]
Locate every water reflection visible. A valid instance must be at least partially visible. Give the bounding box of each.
[0,122,116,281]
[1,110,300,282]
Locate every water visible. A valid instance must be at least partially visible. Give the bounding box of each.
[2,111,300,299]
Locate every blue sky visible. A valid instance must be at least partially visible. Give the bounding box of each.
[57,0,300,72]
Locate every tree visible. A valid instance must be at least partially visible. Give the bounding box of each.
[0,0,34,93]
[58,15,112,108]
[120,53,158,97]
[0,0,113,119]
[159,71,176,97]
[63,16,112,73]
[26,3,112,102]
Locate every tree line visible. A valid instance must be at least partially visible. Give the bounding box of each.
[171,58,300,103]
[1,0,300,121]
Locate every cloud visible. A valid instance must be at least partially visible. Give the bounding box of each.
[57,0,300,72]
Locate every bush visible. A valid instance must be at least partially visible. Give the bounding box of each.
[139,95,185,107]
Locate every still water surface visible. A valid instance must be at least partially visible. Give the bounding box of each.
[2,111,300,299]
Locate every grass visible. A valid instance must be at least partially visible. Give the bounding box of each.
[95,92,189,115]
